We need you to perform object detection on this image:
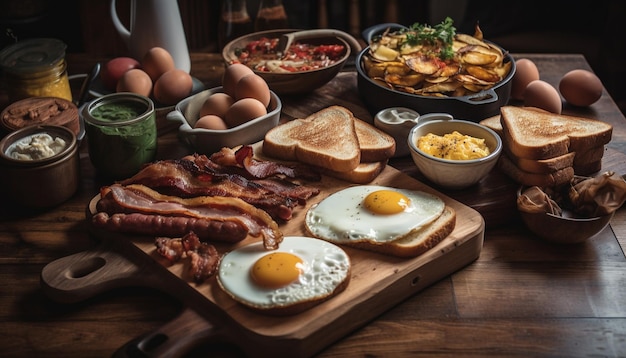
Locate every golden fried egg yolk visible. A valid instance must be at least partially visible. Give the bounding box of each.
[250,252,304,288]
[217,236,351,311]
[363,190,411,215]
[304,185,445,243]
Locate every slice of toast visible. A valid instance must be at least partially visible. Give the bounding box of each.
[262,106,361,172]
[479,107,548,136]
[354,119,396,162]
[574,145,605,165]
[318,160,388,184]
[333,206,456,258]
[498,153,575,187]
[507,150,575,174]
[500,106,613,160]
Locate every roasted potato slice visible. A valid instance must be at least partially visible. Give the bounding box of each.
[403,55,441,75]
[384,72,425,87]
[466,65,501,82]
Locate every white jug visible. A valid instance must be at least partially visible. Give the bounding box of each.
[110,0,191,73]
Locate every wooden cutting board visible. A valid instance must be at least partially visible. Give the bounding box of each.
[41,163,484,357]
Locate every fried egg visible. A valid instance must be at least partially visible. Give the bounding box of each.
[305,185,445,243]
[217,236,350,314]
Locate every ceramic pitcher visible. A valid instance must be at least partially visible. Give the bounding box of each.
[110,0,191,73]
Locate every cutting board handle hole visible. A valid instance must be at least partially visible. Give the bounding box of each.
[136,333,168,353]
[68,257,106,278]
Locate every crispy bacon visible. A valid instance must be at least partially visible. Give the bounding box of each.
[119,148,320,221]
[155,232,220,282]
[94,184,283,249]
[207,146,321,181]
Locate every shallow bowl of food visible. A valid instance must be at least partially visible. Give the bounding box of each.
[222,29,362,95]
[167,86,281,155]
[516,185,614,244]
[407,113,502,189]
[357,23,515,122]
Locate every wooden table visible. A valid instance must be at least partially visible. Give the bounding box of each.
[1,53,626,357]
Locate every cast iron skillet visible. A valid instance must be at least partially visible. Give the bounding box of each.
[357,23,516,122]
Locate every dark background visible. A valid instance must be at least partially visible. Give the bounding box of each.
[1,0,624,114]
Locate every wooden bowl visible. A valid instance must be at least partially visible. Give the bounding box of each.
[222,29,360,95]
[517,186,614,244]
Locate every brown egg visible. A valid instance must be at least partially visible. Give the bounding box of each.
[222,63,254,98]
[224,98,267,128]
[142,47,176,82]
[235,74,271,107]
[153,69,193,105]
[559,69,603,107]
[200,93,235,118]
[511,58,540,100]
[195,115,228,130]
[116,68,153,97]
[524,80,562,114]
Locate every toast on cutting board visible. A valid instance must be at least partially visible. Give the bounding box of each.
[263,106,396,183]
[340,205,457,258]
[262,106,362,172]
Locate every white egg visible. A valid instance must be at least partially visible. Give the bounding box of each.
[217,236,350,312]
[305,185,445,243]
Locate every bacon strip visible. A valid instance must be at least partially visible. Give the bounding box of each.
[119,151,320,221]
[94,184,283,249]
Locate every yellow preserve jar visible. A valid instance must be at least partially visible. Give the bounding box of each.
[0,38,72,102]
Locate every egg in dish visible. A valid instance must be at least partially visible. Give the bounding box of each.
[217,236,351,315]
[305,185,445,244]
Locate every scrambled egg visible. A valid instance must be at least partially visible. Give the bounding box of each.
[417,131,490,160]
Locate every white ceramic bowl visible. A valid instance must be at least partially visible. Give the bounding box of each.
[408,114,502,189]
[167,86,281,154]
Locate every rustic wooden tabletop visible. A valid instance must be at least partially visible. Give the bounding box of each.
[1,52,625,357]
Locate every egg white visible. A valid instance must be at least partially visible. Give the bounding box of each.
[305,185,445,243]
[217,236,350,310]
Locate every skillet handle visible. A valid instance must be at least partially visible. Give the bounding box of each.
[40,239,163,303]
[113,308,226,358]
[453,88,500,105]
[361,23,407,43]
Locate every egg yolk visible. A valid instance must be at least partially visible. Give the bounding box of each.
[363,190,411,215]
[250,252,303,288]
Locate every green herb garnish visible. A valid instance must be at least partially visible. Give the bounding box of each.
[403,17,456,60]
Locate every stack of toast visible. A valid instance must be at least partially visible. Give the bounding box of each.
[480,106,613,187]
[263,106,396,183]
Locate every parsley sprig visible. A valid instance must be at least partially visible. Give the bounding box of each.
[403,17,456,59]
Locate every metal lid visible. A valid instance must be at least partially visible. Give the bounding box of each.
[0,38,67,74]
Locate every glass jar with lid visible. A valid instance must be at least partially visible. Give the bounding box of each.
[0,38,73,103]
[82,92,157,180]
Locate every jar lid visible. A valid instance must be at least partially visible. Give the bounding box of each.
[0,38,67,75]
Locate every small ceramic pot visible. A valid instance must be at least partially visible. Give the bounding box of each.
[0,125,80,209]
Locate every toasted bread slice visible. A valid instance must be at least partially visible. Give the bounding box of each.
[574,159,602,175]
[500,106,613,160]
[499,154,574,187]
[479,114,503,136]
[262,106,361,172]
[507,150,575,174]
[335,206,456,258]
[574,145,605,165]
[318,160,388,184]
[479,107,549,136]
[354,119,396,162]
